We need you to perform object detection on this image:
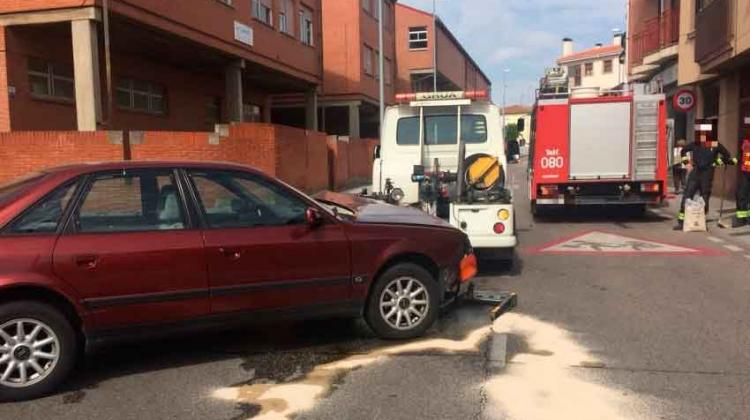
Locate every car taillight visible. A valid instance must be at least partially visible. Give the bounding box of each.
[640,182,660,193]
[493,222,506,234]
[539,185,559,196]
[460,253,478,283]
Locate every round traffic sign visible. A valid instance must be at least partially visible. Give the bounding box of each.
[673,90,696,113]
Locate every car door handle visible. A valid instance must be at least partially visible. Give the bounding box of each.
[219,247,242,261]
[74,255,99,270]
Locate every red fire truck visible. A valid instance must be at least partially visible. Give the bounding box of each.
[529,70,669,215]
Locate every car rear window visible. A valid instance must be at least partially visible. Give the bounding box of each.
[0,173,46,204]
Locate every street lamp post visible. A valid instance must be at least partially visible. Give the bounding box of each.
[501,68,510,133]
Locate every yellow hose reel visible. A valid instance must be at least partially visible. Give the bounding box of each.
[466,155,503,190]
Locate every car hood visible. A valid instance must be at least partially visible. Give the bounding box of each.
[314,191,455,229]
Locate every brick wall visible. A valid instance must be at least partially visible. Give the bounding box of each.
[0,27,10,132]
[0,131,122,182]
[327,136,378,190]
[130,124,331,192]
[0,124,374,193]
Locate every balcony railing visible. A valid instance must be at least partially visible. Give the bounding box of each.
[695,0,732,64]
[629,7,680,70]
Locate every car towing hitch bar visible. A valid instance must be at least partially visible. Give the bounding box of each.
[467,287,518,321]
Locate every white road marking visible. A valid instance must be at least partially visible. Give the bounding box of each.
[707,236,724,243]
[537,231,702,255]
[723,245,744,252]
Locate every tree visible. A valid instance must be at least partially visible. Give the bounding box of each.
[504,123,519,142]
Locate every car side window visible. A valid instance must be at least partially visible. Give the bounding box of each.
[189,170,308,228]
[75,170,186,233]
[5,182,78,235]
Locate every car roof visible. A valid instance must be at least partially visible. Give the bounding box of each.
[41,160,263,177]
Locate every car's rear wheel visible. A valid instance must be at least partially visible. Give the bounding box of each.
[0,301,77,401]
[365,263,439,340]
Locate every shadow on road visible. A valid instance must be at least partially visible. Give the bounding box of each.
[532,205,671,225]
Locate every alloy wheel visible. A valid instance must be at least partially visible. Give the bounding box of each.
[0,318,60,388]
[379,276,430,331]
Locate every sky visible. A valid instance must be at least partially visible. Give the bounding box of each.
[399,0,627,106]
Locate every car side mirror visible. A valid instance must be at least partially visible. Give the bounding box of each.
[305,207,324,227]
[373,145,381,160]
[516,118,525,132]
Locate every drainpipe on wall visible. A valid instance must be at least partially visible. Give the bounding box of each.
[432,0,437,93]
[103,0,114,127]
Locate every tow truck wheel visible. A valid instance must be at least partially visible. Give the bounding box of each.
[365,263,439,340]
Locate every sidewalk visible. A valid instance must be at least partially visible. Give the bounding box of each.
[661,190,750,253]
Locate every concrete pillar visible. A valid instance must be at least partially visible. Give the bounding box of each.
[71,19,102,131]
[262,96,272,123]
[305,87,318,131]
[348,103,360,139]
[225,59,244,123]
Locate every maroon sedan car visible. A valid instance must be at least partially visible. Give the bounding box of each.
[0,161,477,400]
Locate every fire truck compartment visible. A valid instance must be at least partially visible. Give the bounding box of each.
[569,101,632,180]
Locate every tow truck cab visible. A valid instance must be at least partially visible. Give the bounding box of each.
[372,91,518,255]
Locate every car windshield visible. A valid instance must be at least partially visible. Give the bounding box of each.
[0,172,46,205]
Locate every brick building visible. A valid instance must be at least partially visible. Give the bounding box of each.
[675,0,750,198]
[0,0,323,132]
[394,3,490,95]
[277,0,398,139]
[628,0,683,141]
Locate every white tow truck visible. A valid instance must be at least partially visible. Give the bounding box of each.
[371,90,518,260]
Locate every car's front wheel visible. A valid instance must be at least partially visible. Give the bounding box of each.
[365,263,439,340]
[0,301,77,401]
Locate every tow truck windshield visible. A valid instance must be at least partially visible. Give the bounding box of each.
[396,110,488,145]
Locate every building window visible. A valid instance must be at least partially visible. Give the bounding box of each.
[409,26,428,50]
[385,58,392,85]
[362,0,371,14]
[116,78,167,115]
[278,0,293,35]
[584,62,594,76]
[573,65,582,87]
[300,7,314,46]
[252,0,273,26]
[27,58,75,100]
[603,59,613,74]
[363,44,374,76]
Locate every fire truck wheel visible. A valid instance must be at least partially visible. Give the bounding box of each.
[365,263,439,340]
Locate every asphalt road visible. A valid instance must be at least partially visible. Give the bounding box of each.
[2,159,750,420]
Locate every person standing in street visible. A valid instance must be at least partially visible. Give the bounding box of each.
[733,138,750,228]
[672,139,687,193]
[675,119,737,230]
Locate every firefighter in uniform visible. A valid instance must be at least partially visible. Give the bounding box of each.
[733,138,750,228]
[675,119,737,230]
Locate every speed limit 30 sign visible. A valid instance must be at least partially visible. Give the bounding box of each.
[673,89,696,113]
